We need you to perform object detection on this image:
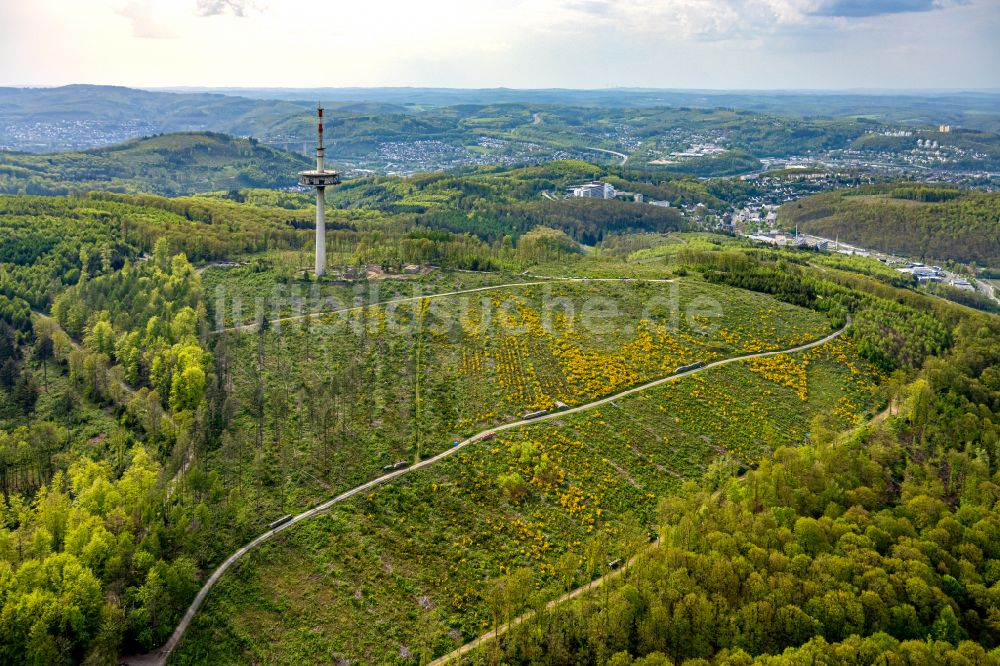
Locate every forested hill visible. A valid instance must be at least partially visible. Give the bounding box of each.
[0,132,311,196]
[779,185,1000,268]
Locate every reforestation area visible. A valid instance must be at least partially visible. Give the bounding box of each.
[171,333,886,664]
[173,278,838,571]
[0,160,996,666]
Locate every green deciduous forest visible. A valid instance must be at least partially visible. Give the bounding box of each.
[0,247,211,662]
[779,185,1000,268]
[0,133,310,196]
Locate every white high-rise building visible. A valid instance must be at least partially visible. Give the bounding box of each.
[568,181,616,199]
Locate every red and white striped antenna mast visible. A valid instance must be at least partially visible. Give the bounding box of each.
[316,102,324,170]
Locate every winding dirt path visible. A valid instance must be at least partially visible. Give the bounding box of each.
[217,277,673,334]
[133,322,847,665]
[432,340,891,666]
[428,539,662,666]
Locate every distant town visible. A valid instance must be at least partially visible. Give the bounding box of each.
[547,170,998,307]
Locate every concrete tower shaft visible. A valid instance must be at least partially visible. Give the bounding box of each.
[298,103,340,277]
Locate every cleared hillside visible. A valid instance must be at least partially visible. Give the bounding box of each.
[0,132,311,196]
[779,185,1000,267]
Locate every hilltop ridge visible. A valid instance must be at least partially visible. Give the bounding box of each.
[0,132,311,196]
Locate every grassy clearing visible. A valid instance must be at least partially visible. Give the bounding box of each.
[196,279,834,560]
[173,334,882,665]
[201,261,534,329]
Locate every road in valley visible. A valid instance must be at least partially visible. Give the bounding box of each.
[976,277,1000,305]
[584,146,628,166]
[785,234,999,307]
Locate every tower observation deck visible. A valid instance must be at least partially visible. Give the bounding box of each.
[299,104,340,277]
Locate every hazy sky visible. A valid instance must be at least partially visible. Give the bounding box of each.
[1,0,997,89]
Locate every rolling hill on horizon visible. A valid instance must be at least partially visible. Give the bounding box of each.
[3,85,1000,180]
[0,131,312,196]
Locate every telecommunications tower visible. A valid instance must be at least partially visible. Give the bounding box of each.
[299,104,340,277]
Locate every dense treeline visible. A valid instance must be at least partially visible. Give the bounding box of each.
[0,447,201,664]
[353,227,505,271]
[0,186,676,288]
[780,185,1000,267]
[685,250,955,372]
[0,190,375,301]
[0,192,318,307]
[534,199,684,245]
[419,200,680,247]
[0,295,31,333]
[84,192,312,260]
[52,239,210,413]
[470,311,1000,665]
[333,161,690,245]
[0,196,130,308]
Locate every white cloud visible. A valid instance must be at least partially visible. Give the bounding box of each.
[1,0,995,88]
[522,0,971,40]
[117,0,178,38]
[195,0,262,18]
[526,0,812,39]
